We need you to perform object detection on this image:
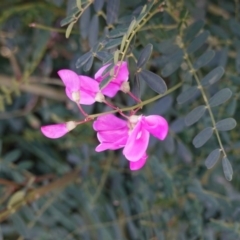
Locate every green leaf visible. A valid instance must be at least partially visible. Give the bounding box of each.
[193,127,213,148]
[76,52,92,68]
[210,25,229,40]
[201,66,225,86]
[3,149,21,162]
[177,86,199,104]
[138,70,167,94]
[76,0,82,10]
[187,31,210,54]
[94,0,104,11]
[193,50,215,69]
[108,27,128,38]
[83,55,94,71]
[158,39,179,55]
[209,88,232,107]
[127,18,137,36]
[185,105,206,126]
[215,118,237,131]
[100,75,112,90]
[96,51,112,62]
[65,21,75,38]
[11,213,29,238]
[177,140,192,163]
[105,38,122,49]
[60,16,74,27]
[222,157,233,181]
[161,50,184,77]
[229,19,240,38]
[80,7,90,39]
[137,44,153,68]
[183,20,204,43]
[236,49,240,73]
[106,0,120,24]
[205,149,220,169]
[89,15,99,47]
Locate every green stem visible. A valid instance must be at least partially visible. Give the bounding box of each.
[184,53,227,157]
[88,82,182,119]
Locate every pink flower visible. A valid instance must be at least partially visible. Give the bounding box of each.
[58,69,104,105]
[41,121,77,139]
[93,114,168,170]
[94,61,129,97]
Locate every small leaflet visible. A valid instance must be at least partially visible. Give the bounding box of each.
[193,127,213,148]
[222,157,233,181]
[205,149,220,169]
[185,105,206,126]
[215,118,237,131]
[209,88,232,107]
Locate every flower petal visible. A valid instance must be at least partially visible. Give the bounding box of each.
[94,64,110,82]
[93,114,128,131]
[94,62,129,97]
[101,82,122,98]
[41,123,69,139]
[142,115,169,140]
[113,61,129,84]
[97,129,128,143]
[123,120,150,162]
[129,153,148,171]
[58,69,80,91]
[96,142,124,152]
[80,76,100,92]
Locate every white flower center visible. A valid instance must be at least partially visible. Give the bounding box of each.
[95,92,105,103]
[66,121,77,131]
[72,91,80,102]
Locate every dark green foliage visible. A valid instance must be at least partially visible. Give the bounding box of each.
[0,0,240,239]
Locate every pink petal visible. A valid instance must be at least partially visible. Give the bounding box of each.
[41,123,68,139]
[94,64,110,82]
[113,61,129,85]
[123,120,150,162]
[80,76,99,93]
[65,87,96,105]
[93,114,128,131]
[58,69,80,91]
[94,62,129,97]
[142,115,169,140]
[129,154,148,171]
[96,142,124,152]
[101,82,121,97]
[97,130,128,143]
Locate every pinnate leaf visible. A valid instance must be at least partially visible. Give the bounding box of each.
[215,118,237,131]
[183,20,204,43]
[193,127,213,148]
[222,157,233,181]
[205,149,220,169]
[209,88,232,107]
[201,66,225,86]
[185,105,206,126]
[177,86,199,104]
[76,52,92,68]
[137,44,153,68]
[138,70,167,94]
[106,0,120,24]
[193,50,215,69]
[187,31,210,54]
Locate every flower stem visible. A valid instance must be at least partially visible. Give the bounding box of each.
[88,82,182,119]
[103,100,129,118]
[76,102,88,117]
[128,91,141,103]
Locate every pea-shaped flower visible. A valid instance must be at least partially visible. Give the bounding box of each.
[93,114,168,170]
[58,69,105,105]
[94,61,129,98]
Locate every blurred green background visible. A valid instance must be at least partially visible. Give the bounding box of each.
[1,0,240,239]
